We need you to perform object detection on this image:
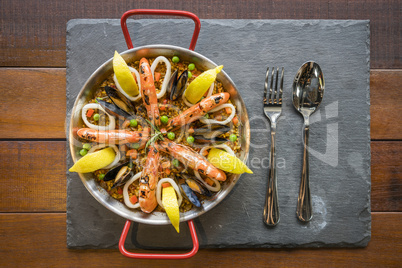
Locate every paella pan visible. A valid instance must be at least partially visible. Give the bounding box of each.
[68,9,251,259]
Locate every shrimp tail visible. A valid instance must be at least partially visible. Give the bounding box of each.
[139,146,160,213]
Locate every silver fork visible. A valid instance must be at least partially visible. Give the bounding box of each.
[263,67,284,226]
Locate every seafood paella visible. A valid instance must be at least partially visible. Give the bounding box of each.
[69,51,252,232]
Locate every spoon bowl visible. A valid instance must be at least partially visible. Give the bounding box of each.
[292,62,325,116]
[292,61,325,222]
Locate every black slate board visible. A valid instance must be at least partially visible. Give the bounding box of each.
[66,19,371,249]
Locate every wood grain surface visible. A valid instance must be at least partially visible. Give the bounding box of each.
[1,0,401,265]
[0,68,66,139]
[1,69,401,140]
[0,213,400,267]
[0,0,400,68]
[370,70,402,140]
[371,141,402,212]
[0,141,66,212]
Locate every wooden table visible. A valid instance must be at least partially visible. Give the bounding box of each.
[1,1,401,266]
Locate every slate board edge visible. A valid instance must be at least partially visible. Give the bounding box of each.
[65,19,371,249]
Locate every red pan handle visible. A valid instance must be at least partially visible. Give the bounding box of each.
[119,219,199,259]
[120,9,201,51]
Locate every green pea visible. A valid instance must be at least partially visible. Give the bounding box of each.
[79,148,88,156]
[188,63,195,71]
[229,134,238,142]
[161,115,169,124]
[130,119,138,127]
[93,113,100,121]
[98,173,105,180]
[188,71,192,79]
[172,56,180,63]
[167,132,175,140]
[187,136,195,144]
[172,159,180,168]
[82,143,91,150]
[130,143,140,149]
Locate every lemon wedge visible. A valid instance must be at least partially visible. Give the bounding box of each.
[162,186,180,233]
[113,51,139,97]
[69,147,116,173]
[207,148,253,174]
[184,65,223,104]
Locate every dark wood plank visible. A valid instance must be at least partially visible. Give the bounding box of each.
[0,213,400,267]
[0,140,400,212]
[1,68,401,140]
[370,70,402,140]
[0,0,400,68]
[0,68,66,139]
[0,141,66,212]
[371,141,402,212]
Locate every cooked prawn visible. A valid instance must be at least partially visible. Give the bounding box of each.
[166,92,230,130]
[139,146,160,213]
[77,128,150,144]
[139,58,161,127]
[156,140,227,181]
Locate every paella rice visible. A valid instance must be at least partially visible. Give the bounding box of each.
[70,52,251,230]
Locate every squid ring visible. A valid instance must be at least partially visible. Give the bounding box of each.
[156,178,183,209]
[113,67,142,102]
[200,103,236,125]
[150,56,172,99]
[195,144,235,192]
[123,172,142,209]
[88,144,120,170]
[81,103,115,131]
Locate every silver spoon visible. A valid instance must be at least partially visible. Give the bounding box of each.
[292,61,325,222]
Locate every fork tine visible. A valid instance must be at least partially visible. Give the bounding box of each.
[269,67,274,104]
[273,67,279,104]
[279,67,284,105]
[263,67,270,105]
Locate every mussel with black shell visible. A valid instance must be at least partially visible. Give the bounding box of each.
[167,69,188,101]
[103,161,135,189]
[176,173,212,208]
[97,86,136,118]
[97,86,148,127]
[178,181,202,208]
[106,86,136,114]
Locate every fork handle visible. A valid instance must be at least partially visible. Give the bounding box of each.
[297,120,313,222]
[263,124,280,226]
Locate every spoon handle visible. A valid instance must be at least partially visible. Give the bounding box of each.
[263,125,280,226]
[297,120,313,222]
